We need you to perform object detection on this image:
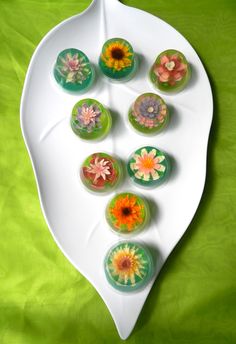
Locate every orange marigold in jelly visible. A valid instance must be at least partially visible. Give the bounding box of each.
[106,192,149,235]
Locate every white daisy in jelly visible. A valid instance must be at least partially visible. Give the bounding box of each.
[127,146,170,188]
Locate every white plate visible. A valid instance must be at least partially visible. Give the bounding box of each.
[20,0,213,339]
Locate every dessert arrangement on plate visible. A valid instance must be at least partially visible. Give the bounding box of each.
[53,39,191,293]
[21,0,213,338]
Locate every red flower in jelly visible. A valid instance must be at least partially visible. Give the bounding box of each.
[154,54,187,86]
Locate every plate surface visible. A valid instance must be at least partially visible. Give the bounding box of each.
[20,0,213,339]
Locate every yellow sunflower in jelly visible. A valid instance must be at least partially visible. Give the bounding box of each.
[99,38,136,80]
[101,40,133,71]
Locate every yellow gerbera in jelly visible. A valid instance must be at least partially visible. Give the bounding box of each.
[108,243,146,285]
[101,40,133,71]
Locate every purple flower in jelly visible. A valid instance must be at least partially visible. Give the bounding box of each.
[133,95,167,128]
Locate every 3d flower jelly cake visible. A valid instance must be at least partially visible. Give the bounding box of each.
[104,241,154,292]
[99,38,137,81]
[106,192,149,236]
[80,152,122,193]
[53,48,94,92]
[71,98,111,141]
[149,49,191,93]
[127,146,170,188]
[128,93,169,135]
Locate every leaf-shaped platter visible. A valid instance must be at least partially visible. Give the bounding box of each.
[20,0,213,339]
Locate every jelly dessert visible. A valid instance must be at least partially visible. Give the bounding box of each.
[80,152,121,193]
[104,241,154,292]
[53,48,94,92]
[99,38,137,81]
[106,192,149,236]
[127,146,170,188]
[71,98,111,141]
[149,49,191,93]
[128,93,169,135]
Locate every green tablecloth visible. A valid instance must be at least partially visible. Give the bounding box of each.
[0,0,236,343]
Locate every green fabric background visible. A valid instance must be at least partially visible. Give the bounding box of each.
[0,0,236,343]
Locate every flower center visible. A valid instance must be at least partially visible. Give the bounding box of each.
[111,48,125,60]
[68,60,79,71]
[142,157,155,170]
[147,106,154,113]
[165,61,175,71]
[118,257,132,270]
[122,207,131,216]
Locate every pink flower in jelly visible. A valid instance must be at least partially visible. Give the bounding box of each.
[77,104,101,132]
[130,148,166,181]
[86,157,111,183]
[59,53,90,84]
[154,54,187,86]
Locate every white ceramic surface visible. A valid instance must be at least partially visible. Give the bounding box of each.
[20,0,213,339]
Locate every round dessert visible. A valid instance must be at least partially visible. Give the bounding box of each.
[104,241,154,292]
[149,49,191,93]
[99,38,137,81]
[106,192,149,236]
[128,93,169,135]
[53,48,94,92]
[71,98,111,141]
[80,152,121,193]
[127,146,170,188]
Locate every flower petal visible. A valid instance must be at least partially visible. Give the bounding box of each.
[157,164,166,172]
[157,155,165,163]
[159,72,170,82]
[151,170,160,180]
[130,162,137,171]
[142,172,150,181]
[176,63,187,72]
[141,148,148,157]
[173,72,183,81]
[134,171,143,180]
[155,66,165,75]
[148,149,157,159]
[160,55,169,65]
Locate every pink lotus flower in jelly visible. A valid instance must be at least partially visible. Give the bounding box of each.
[154,54,187,86]
[59,53,90,84]
[77,104,101,132]
[86,157,111,183]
